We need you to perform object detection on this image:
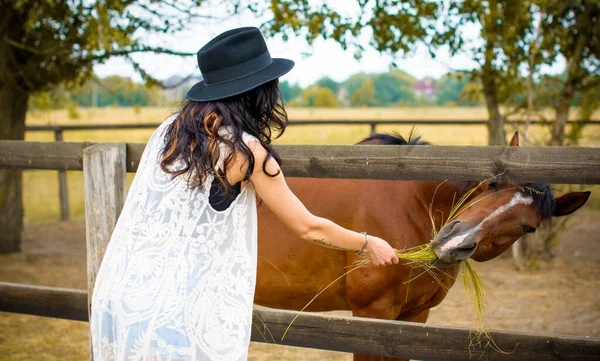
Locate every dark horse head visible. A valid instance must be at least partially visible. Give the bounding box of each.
[360,131,590,268]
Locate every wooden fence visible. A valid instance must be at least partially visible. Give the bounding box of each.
[1,140,600,360]
[24,119,600,221]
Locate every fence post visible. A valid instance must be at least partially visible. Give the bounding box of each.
[54,128,70,221]
[83,143,127,361]
[370,122,377,134]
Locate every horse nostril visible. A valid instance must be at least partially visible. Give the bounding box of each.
[447,220,461,232]
[460,242,476,252]
[438,220,461,238]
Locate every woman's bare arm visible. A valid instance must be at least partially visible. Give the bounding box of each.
[235,141,398,266]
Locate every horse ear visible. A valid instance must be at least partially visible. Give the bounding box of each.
[553,191,591,217]
[509,132,519,147]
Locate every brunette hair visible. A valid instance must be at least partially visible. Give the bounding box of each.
[159,79,287,195]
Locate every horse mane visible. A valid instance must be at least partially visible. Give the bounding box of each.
[358,132,556,220]
[359,132,430,146]
[523,183,556,220]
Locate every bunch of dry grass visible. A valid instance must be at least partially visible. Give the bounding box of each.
[283,175,516,354]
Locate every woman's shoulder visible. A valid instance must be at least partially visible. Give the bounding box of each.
[241,131,259,145]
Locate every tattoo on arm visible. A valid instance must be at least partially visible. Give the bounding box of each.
[313,238,351,251]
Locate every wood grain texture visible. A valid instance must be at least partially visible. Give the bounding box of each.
[1,285,598,361]
[54,130,71,221]
[0,140,89,170]
[125,142,600,184]
[250,307,600,361]
[2,141,600,184]
[0,282,88,321]
[83,143,127,361]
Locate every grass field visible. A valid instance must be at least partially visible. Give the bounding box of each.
[22,106,600,224]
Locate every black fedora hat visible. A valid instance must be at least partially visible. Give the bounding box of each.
[186,27,294,102]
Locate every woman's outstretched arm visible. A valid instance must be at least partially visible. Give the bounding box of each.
[241,141,399,267]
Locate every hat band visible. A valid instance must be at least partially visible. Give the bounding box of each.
[202,51,273,86]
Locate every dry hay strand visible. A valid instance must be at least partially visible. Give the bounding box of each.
[283,174,524,355]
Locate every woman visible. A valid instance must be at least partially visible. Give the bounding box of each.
[90,27,398,361]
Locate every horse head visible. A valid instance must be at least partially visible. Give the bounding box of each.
[431,132,590,267]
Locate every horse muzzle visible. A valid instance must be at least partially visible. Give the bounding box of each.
[431,220,478,265]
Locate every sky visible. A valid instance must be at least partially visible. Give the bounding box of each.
[94,1,563,88]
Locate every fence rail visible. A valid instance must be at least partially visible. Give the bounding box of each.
[2,140,600,184]
[2,140,600,360]
[1,281,598,361]
[22,119,600,221]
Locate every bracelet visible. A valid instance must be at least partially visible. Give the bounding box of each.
[356,232,369,255]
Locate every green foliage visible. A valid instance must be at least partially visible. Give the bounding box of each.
[350,79,376,107]
[1,0,203,97]
[279,80,302,104]
[72,76,163,107]
[459,82,485,106]
[343,73,371,101]
[299,86,339,107]
[265,0,441,57]
[436,73,477,106]
[315,76,339,93]
[66,101,80,120]
[372,71,415,105]
[537,0,600,84]
[536,0,600,144]
[29,87,69,111]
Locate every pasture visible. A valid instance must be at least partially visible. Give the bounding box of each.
[1,106,599,360]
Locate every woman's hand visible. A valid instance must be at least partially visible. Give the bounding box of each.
[245,142,403,261]
[364,236,399,266]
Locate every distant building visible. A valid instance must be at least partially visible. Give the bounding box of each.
[414,79,436,100]
[336,86,349,106]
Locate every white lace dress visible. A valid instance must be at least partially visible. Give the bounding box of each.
[90,115,258,361]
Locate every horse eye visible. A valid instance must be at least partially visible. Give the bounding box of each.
[522,225,536,234]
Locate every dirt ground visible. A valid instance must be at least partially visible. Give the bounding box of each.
[1,209,599,361]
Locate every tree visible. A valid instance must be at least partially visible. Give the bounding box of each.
[372,71,416,105]
[342,73,370,103]
[438,1,535,145]
[299,86,338,107]
[350,79,376,107]
[73,76,163,107]
[279,80,302,103]
[0,0,211,253]
[263,0,537,145]
[436,73,471,106]
[536,0,600,145]
[315,76,339,93]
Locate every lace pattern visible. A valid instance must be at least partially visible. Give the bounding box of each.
[90,115,258,361]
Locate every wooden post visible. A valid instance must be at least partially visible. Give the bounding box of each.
[83,143,127,361]
[369,122,377,134]
[54,128,70,221]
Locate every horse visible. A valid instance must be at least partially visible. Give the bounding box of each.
[253,132,590,361]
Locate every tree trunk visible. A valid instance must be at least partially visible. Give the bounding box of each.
[551,83,575,146]
[550,20,587,146]
[482,73,506,146]
[481,43,506,146]
[484,90,505,145]
[0,83,29,253]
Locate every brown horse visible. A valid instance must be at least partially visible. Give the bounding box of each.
[254,132,590,361]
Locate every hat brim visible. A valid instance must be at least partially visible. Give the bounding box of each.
[186,58,294,102]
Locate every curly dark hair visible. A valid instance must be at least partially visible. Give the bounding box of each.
[159,79,287,195]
